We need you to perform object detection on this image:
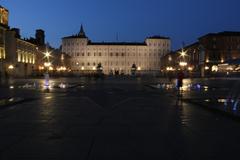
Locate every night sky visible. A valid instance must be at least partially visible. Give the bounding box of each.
[1,0,240,49]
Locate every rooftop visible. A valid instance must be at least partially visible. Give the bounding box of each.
[88,41,146,46]
[200,31,240,39]
[0,5,8,11]
[147,35,170,40]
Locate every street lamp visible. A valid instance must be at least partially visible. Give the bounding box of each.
[179,49,187,58]
[8,65,14,70]
[178,48,188,70]
[179,62,188,67]
[43,50,52,90]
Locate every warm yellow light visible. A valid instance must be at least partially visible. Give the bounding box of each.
[206,59,209,63]
[205,66,209,70]
[179,62,187,67]
[188,67,193,71]
[93,66,96,70]
[137,67,141,71]
[168,56,172,61]
[226,67,234,71]
[8,65,14,70]
[44,62,51,67]
[39,66,44,70]
[49,67,54,71]
[44,51,51,58]
[212,65,218,72]
[61,54,64,61]
[166,67,174,71]
[179,49,187,57]
[81,66,85,70]
[221,59,224,63]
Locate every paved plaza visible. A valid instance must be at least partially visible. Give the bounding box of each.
[0,77,240,159]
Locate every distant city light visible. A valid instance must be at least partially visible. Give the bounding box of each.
[39,66,44,70]
[212,65,218,72]
[49,66,54,71]
[179,62,187,67]
[188,67,193,71]
[168,56,172,61]
[44,62,52,67]
[166,67,174,71]
[8,65,14,70]
[44,51,51,59]
[61,54,64,61]
[179,49,187,58]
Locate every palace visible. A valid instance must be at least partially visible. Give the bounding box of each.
[62,25,171,75]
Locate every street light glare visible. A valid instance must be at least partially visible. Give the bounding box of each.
[179,49,187,57]
[44,51,52,58]
[8,65,14,70]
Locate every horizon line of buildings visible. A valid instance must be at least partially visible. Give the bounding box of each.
[0,5,69,78]
[1,4,240,78]
[161,31,240,77]
[61,25,171,75]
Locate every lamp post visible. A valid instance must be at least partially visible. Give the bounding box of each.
[43,50,52,89]
[179,49,188,70]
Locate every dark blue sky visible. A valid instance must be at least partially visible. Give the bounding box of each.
[1,0,240,49]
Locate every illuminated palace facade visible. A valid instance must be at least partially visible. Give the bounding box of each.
[62,26,171,75]
[0,5,38,77]
[0,6,8,75]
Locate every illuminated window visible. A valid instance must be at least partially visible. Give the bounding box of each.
[0,49,2,59]
[33,55,35,64]
[26,54,29,63]
[18,53,21,62]
[22,54,25,63]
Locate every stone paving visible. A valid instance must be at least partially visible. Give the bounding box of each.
[0,78,240,159]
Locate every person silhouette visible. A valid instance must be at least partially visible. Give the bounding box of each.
[176,70,185,106]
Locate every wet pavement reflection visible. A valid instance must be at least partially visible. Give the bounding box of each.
[151,78,240,117]
[0,77,240,159]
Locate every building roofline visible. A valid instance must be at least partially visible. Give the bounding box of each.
[62,35,88,39]
[88,41,146,46]
[0,5,9,11]
[17,38,37,47]
[146,35,170,40]
[199,31,240,39]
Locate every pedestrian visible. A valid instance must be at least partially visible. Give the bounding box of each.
[176,70,184,91]
[175,70,184,106]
